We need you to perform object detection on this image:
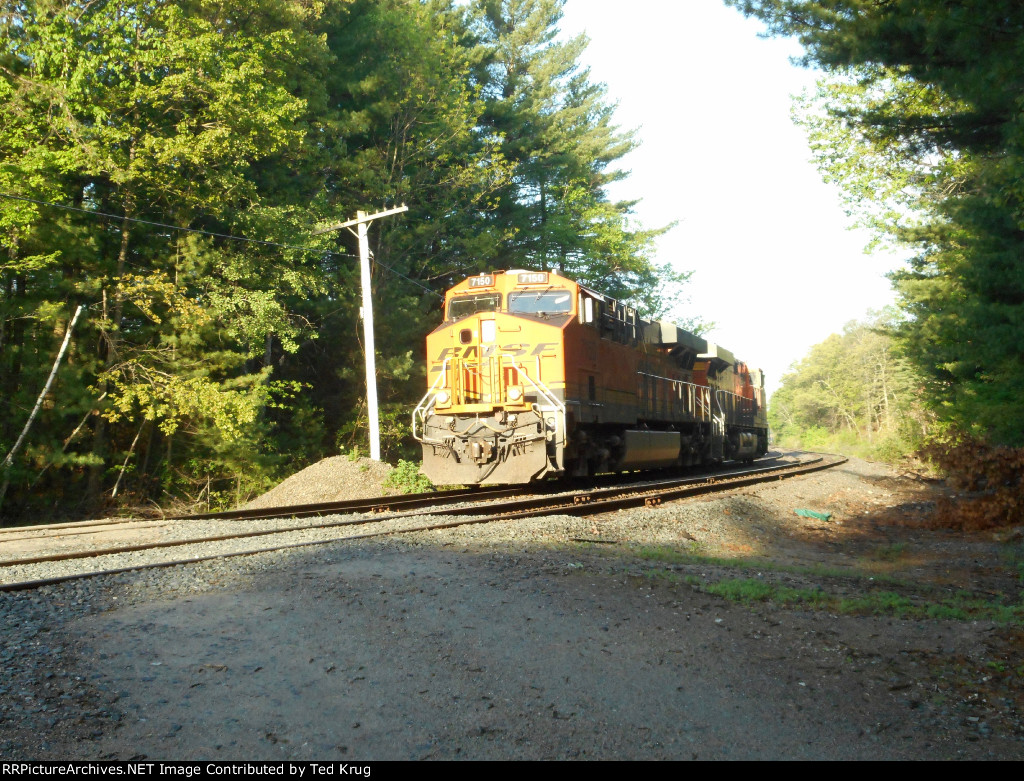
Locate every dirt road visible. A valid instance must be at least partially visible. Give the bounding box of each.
[2,454,1022,760]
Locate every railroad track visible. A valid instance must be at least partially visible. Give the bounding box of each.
[0,452,800,541]
[0,454,845,592]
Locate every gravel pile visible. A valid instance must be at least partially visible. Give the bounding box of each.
[243,456,397,509]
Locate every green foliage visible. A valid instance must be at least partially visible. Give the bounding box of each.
[706,578,830,607]
[728,0,1024,445]
[693,575,1024,624]
[0,0,331,517]
[383,459,434,495]
[467,0,685,320]
[769,312,931,461]
[635,544,702,564]
[872,543,908,562]
[0,0,697,520]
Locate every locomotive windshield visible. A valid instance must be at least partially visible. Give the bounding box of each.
[448,293,500,321]
[508,289,572,315]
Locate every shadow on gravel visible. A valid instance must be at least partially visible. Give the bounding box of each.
[8,537,1019,762]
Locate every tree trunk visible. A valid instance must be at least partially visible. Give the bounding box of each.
[0,304,85,517]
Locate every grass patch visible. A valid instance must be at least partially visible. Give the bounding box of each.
[645,568,683,585]
[873,542,908,561]
[999,544,1024,585]
[694,578,1024,624]
[630,543,899,584]
[705,578,830,607]
[634,543,705,563]
[628,546,1024,625]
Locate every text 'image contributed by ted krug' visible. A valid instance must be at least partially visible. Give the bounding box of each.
[1,763,374,777]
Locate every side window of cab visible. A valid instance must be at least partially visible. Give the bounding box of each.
[577,293,597,326]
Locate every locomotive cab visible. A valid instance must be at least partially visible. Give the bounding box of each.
[413,271,571,484]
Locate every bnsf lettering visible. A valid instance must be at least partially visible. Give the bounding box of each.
[530,342,559,356]
[431,342,559,369]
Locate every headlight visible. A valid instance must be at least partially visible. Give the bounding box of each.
[507,386,523,402]
[436,389,450,405]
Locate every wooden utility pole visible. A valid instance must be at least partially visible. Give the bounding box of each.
[313,205,408,461]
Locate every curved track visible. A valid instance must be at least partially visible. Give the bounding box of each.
[0,454,845,592]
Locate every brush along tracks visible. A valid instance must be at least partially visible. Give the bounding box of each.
[0,455,844,592]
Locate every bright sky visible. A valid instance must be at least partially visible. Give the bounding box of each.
[558,0,906,398]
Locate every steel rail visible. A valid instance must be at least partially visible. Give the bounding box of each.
[0,456,844,592]
[0,453,798,537]
[0,487,545,567]
[165,484,526,522]
[453,457,845,522]
[0,516,160,535]
[170,453,800,524]
[0,486,528,538]
[0,454,796,545]
[0,458,815,568]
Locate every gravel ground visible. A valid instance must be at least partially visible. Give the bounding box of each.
[2,451,1023,760]
[0,510,449,586]
[0,458,796,585]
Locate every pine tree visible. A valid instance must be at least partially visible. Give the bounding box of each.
[469,0,678,316]
[729,0,1024,444]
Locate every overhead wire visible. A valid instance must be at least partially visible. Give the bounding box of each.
[0,191,443,300]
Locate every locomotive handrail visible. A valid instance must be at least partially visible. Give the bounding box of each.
[713,389,727,422]
[517,368,566,446]
[414,352,566,448]
[495,353,566,447]
[694,385,712,421]
[505,354,564,411]
[636,371,712,422]
[715,387,756,405]
[714,388,760,426]
[412,358,452,441]
[454,352,565,415]
[636,370,689,383]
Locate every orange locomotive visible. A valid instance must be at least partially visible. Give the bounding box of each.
[413,269,768,485]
